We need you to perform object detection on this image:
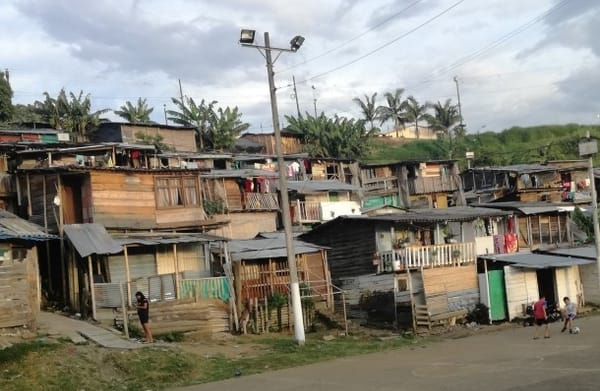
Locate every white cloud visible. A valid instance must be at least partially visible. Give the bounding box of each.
[1,0,598,133]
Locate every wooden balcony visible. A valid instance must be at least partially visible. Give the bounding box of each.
[291,200,361,224]
[379,242,476,272]
[244,192,279,210]
[408,176,457,195]
[362,176,398,194]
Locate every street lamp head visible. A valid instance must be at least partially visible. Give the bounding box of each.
[239,29,256,44]
[290,35,305,52]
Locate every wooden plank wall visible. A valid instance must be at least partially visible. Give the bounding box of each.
[302,222,377,279]
[91,171,206,229]
[0,248,39,329]
[422,264,477,295]
[149,297,230,335]
[91,171,157,228]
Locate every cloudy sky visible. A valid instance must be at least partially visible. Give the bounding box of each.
[1,0,598,133]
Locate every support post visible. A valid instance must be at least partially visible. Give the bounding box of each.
[88,256,97,320]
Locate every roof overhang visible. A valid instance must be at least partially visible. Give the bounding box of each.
[479,252,593,269]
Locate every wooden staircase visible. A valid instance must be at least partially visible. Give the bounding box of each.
[414,304,432,335]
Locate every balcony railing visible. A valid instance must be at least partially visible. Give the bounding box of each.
[292,200,321,223]
[362,176,398,193]
[408,176,457,194]
[379,242,476,272]
[291,200,361,224]
[244,192,279,210]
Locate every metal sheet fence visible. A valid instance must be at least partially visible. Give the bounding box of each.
[179,277,230,302]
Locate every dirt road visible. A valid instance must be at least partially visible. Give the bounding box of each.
[171,315,600,391]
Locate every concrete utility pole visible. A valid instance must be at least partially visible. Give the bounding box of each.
[579,132,600,289]
[453,76,465,132]
[241,30,306,345]
[292,76,301,117]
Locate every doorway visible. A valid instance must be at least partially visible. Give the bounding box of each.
[536,268,556,305]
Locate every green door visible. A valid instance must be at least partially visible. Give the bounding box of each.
[488,270,507,321]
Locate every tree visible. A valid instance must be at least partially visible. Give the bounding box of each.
[33,89,109,141]
[210,106,250,151]
[285,113,375,159]
[404,96,429,140]
[0,70,13,123]
[352,92,380,132]
[167,97,217,150]
[424,99,460,138]
[11,104,42,126]
[377,88,407,138]
[114,98,154,123]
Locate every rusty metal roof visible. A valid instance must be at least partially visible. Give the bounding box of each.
[0,209,57,241]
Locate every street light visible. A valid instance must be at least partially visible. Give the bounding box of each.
[240,29,306,345]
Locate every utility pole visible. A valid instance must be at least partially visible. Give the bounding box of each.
[579,132,600,290]
[243,31,306,345]
[178,79,184,102]
[453,76,465,133]
[163,104,168,126]
[311,85,318,117]
[292,76,301,117]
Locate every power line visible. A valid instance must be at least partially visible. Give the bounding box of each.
[279,0,422,73]
[438,0,571,76]
[292,0,467,86]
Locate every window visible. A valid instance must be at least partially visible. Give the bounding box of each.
[156,176,200,208]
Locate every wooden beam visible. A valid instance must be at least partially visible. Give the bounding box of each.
[173,243,180,299]
[124,246,131,305]
[26,174,32,217]
[88,256,97,320]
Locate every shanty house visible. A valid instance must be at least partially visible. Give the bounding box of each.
[0,209,56,330]
[300,207,512,331]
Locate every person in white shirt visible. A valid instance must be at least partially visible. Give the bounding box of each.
[561,296,577,333]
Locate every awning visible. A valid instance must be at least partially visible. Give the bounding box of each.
[63,224,122,258]
[479,252,593,269]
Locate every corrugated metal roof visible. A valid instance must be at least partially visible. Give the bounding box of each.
[469,164,555,173]
[283,180,361,193]
[479,251,593,268]
[0,209,57,241]
[255,231,303,239]
[113,232,227,246]
[338,206,511,223]
[476,202,576,215]
[227,238,325,261]
[544,246,596,259]
[63,224,122,257]
[201,169,279,179]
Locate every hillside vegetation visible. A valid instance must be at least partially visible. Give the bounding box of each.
[364,124,600,167]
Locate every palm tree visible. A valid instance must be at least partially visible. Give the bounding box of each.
[210,106,250,151]
[423,99,460,138]
[352,92,379,132]
[34,89,109,141]
[377,88,407,138]
[403,96,429,140]
[114,98,154,123]
[167,97,217,150]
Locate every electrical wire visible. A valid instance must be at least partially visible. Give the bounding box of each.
[436,0,571,76]
[279,0,423,73]
[291,0,467,87]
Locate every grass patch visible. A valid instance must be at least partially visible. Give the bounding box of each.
[0,333,421,391]
[198,334,418,383]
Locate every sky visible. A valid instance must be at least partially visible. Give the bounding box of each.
[1,0,599,134]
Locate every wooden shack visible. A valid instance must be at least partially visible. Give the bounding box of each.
[0,209,56,330]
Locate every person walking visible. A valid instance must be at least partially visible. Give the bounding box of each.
[533,295,550,339]
[561,296,577,334]
[135,291,153,343]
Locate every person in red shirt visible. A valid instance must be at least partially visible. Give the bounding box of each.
[533,295,550,339]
